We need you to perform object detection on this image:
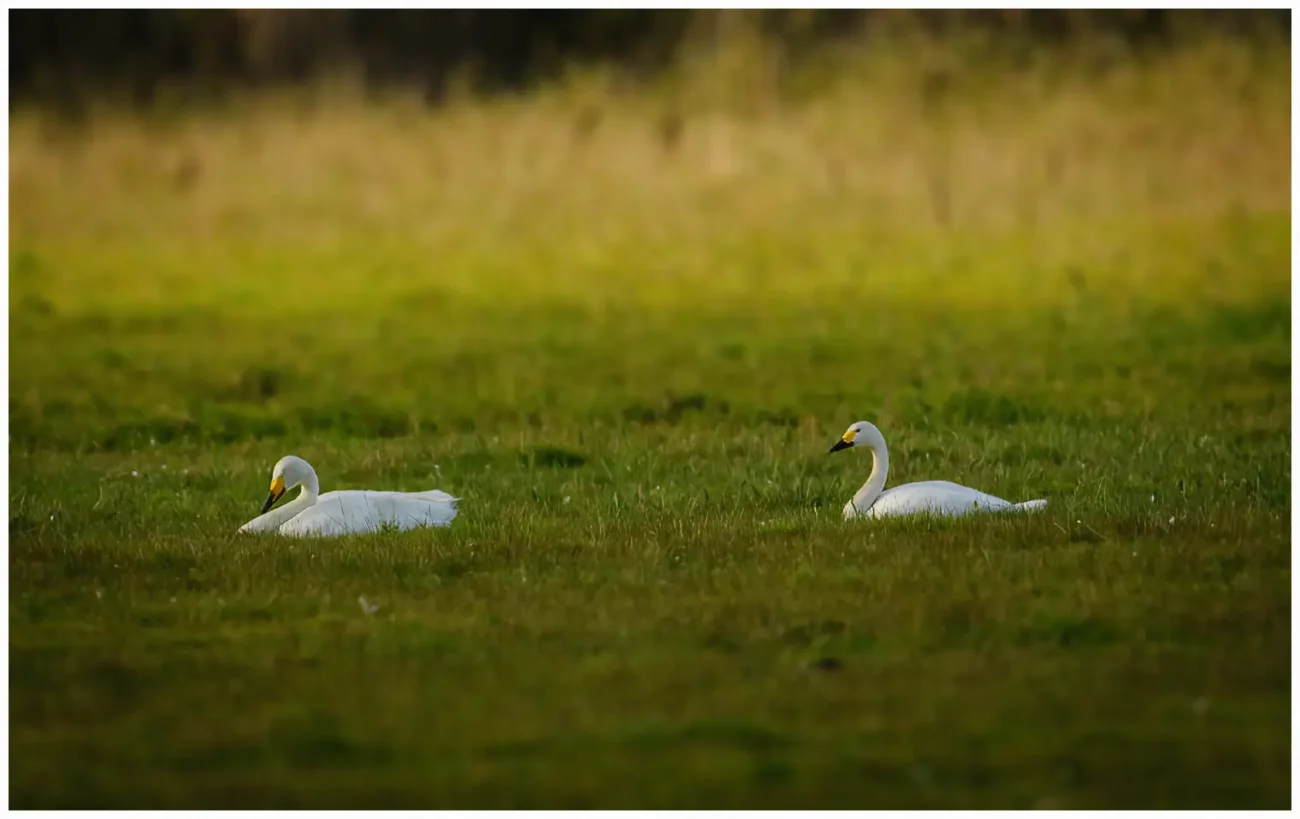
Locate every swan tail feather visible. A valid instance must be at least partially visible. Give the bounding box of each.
[411,489,458,504]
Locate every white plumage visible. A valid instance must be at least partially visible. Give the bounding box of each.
[237,455,458,537]
[829,421,1046,520]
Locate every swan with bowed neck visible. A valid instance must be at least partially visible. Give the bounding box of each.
[828,421,1046,520]
[237,455,459,537]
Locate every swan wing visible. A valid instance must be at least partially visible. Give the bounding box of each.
[278,490,459,537]
[317,488,459,506]
[866,481,1014,519]
[407,489,459,504]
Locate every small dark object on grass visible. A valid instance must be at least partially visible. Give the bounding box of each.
[807,657,843,672]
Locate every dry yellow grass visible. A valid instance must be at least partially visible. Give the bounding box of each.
[10,35,1287,280]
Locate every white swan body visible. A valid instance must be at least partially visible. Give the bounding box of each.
[237,455,458,537]
[829,421,1047,520]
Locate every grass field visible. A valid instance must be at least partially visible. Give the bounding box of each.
[8,32,1292,808]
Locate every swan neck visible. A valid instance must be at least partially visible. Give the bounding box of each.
[242,479,318,532]
[851,432,889,514]
[299,468,321,502]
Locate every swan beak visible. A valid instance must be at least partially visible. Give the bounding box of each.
[830,427,858,453]
[261,475,286,513]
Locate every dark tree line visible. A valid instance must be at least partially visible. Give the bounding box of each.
[10,9,1288,110]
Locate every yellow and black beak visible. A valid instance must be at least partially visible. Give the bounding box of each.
[261,475,287,513]
[828,429,857,454]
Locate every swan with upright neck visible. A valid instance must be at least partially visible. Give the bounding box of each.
[828,421,1046,520]
[237,455,459,537]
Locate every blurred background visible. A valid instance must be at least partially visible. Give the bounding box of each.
[8,10,1290,113]
[8,9,1291,448]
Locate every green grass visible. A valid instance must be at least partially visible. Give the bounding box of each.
[8,35,1291,808]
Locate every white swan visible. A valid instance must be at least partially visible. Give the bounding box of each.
[237,455,459,537]
[828,421,1047,520]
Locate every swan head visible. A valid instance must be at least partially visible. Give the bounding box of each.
[828,421,881,454]
[262,455,314,513]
